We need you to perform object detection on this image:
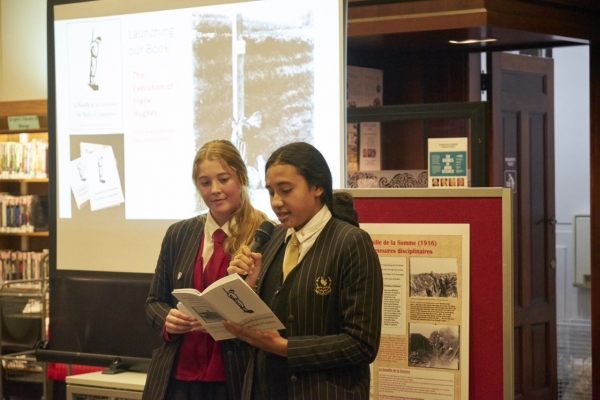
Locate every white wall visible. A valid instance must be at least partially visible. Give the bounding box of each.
[0,0,47,101]
[554,45,591,321]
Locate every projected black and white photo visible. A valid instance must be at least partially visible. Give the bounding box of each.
[410,257,458,298]
[409,323,460,370]
[192,11,315,191]
[54,0,343,273]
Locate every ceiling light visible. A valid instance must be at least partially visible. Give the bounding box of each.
[449,38,497,44]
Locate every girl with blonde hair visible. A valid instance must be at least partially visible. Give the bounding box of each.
[144,140,268,400]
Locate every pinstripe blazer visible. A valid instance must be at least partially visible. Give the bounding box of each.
[142,215,251,400]
[242,217,383,400]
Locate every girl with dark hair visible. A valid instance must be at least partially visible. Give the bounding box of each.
[225,142,383,399]
[144,140,268,400]
[265,141,359,227]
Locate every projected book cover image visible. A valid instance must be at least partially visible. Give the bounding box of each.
[172,273,284,341]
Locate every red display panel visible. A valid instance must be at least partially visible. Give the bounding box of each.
[355,196,505,400]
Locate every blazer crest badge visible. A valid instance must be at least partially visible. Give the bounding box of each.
[315,276,332,296]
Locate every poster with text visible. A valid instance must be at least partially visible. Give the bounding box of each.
[362,223,470,400]
[359,122,381,171]
[428,138,468,188]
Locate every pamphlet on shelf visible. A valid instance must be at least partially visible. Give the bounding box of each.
[359,122,381,171]
[347,65,383,108]
[428,137,469,188]
[172,273,284,341]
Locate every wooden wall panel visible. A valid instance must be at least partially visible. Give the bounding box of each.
[347,0,486,19]
[0,100,47,116]
[348,51,471,107]
[348,0,599,40]
[485,0,600,41]
[531,323,548,389]
[514,327,523,398]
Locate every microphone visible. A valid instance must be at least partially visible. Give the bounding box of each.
[249,221,275,253]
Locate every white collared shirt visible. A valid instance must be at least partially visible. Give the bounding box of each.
[202,212,232,270]
[284,205,332,264]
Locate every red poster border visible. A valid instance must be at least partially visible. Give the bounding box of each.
[348,188,512,400]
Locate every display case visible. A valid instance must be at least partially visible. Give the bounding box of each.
[346,101,489,188]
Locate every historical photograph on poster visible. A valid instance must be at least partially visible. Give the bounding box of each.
[409,322,460,370]
[410,257,458,298]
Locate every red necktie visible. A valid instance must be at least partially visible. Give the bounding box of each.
[181,228,229,382]
[201,229,229,290]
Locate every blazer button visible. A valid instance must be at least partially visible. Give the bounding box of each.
[290,375,297,383]
[227,351,233,357]
[288,315,295,322]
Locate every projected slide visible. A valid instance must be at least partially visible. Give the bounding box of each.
[54,0,344,273]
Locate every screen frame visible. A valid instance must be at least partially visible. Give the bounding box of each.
[46,0,347,365]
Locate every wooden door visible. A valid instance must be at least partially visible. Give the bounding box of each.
[490,52,557,400]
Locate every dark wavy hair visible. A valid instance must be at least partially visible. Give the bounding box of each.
[265,142,359,227]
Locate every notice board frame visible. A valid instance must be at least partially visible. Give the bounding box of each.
[345,187,513,400]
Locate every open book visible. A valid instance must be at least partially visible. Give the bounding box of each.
[172,273,284,341]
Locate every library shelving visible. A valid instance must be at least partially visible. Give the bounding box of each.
[0,100,49,400]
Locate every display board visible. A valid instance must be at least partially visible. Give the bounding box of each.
[348,188,513,400]
[363,222,470,399]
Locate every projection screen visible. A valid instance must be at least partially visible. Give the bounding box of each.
[54,0,346,274]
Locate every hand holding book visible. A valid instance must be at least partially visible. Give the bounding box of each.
[172,273,284,341]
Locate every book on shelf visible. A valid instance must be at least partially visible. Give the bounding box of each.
[172,273,284,341]
[0,193,48,233]
[0,249,49,282]
[0,140,48,179]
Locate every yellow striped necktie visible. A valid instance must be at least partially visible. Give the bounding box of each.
[283,233,300,280]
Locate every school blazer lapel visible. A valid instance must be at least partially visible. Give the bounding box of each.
[294,218,336,270]
[174,215,205,289]
[256,226,287,292]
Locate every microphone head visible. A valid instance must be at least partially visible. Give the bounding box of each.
[255,221,274,243]
[249,221,275,253]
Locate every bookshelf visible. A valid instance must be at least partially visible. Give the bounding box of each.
[0,100,49,400]
[0,100,49,254]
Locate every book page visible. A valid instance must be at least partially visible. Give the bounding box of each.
[173,274,284,341]
[172,290,234,340]
[202,274,285,331]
